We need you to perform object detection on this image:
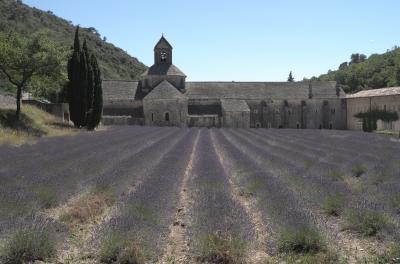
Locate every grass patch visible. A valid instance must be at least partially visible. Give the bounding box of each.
[33,186,58,209]
[127,205,159,225]
[321,195,346,216]
[278,227,326,254]
[99,232,145,264]
[0,105,77,145]
[351,165,366,178]
[196,232,246,264]
[360,245,400,264]
[0,228,56,264]
[327,170,345,181]
[344,208,390,236]
[241,179,263,197]
[275,251,340,264]
[390,195,400,214]
[59,186,116,226]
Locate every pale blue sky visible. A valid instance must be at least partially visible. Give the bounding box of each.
[24,0,400,81]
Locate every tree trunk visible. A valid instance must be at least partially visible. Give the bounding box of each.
[15,85,22,120]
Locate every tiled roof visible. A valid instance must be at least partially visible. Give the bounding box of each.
[144,80,187,100]
[141,64,186,77]
[221,99,250,112]
[102,80,139,101]
[185,81,340,100]
[346,87,400,98]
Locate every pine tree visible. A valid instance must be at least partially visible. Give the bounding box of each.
[67,26,81,127]
[288,71,294,82]
[87,54,103,130]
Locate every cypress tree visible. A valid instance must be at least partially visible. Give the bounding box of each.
[83,41,94,125]
[288,71,295,82]
[77,40,89,127]
[87,54,103,130]
[67,27,103,129]
[67,26,81,127]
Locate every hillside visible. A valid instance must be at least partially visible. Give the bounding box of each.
[318,47,400,94]
[0,0,147,82]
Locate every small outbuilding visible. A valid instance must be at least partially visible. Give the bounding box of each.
[221,99,250,128]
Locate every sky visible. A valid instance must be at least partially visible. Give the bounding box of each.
[23,0,400,81]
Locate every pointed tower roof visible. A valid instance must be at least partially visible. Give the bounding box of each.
[154,35,173,50]
[144,80,187,100]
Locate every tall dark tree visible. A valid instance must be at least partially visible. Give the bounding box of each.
[67,26,102,129]
[67,26,81,126]
[76,39,90,127]
[287,71,294,82]
[87,54,103,130]
[82,40,94,125]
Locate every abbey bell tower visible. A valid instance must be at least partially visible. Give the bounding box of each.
[140,35,186,95]
[154,36,173,65]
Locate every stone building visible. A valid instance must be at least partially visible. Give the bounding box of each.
[102,36,348,129]
[347,87,400,131]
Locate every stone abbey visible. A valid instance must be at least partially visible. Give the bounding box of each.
[102,36,400,130]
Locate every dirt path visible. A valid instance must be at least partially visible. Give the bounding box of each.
[210,130,271,263]
[159,130,200,264]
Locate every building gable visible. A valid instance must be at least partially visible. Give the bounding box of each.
[143,80,187,100]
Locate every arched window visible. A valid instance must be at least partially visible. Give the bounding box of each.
[165,112,170,122]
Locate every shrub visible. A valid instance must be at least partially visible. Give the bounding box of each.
[34,187,58,209]
[60,186,116,225]
[321,195,345,216]
[99,232,145,264]
[364,245,400,264]
[327,171,345,181]
[280,251,339,264]
[1,228,56,264]
[390,195,400,214]
[351,165,366,178]
[278,227,326,254]
[344,209,390,236]
[196,232,246,264]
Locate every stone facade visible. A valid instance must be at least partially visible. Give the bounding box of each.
[101,36,397,131]
[347,88,400,131]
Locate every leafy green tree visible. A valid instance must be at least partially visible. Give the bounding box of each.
[287,71,294,82]
[0,31,65,119]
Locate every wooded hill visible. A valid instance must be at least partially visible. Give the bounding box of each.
[317,47,400,94]
[0,0,147,82]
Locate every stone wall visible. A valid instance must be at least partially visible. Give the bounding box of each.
[222,111,250,128]
[347,95,400,131]
[143,98,188,127]
[247,98,347,129]
[102,116,144,126]
[188,115,221,127]
[22,99,70,122]
[0,93,15,109]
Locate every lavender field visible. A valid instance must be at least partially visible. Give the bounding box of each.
[0,126,399,263]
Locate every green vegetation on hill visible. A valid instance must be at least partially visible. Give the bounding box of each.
[0,0,146,99]
[317,48,400,93]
